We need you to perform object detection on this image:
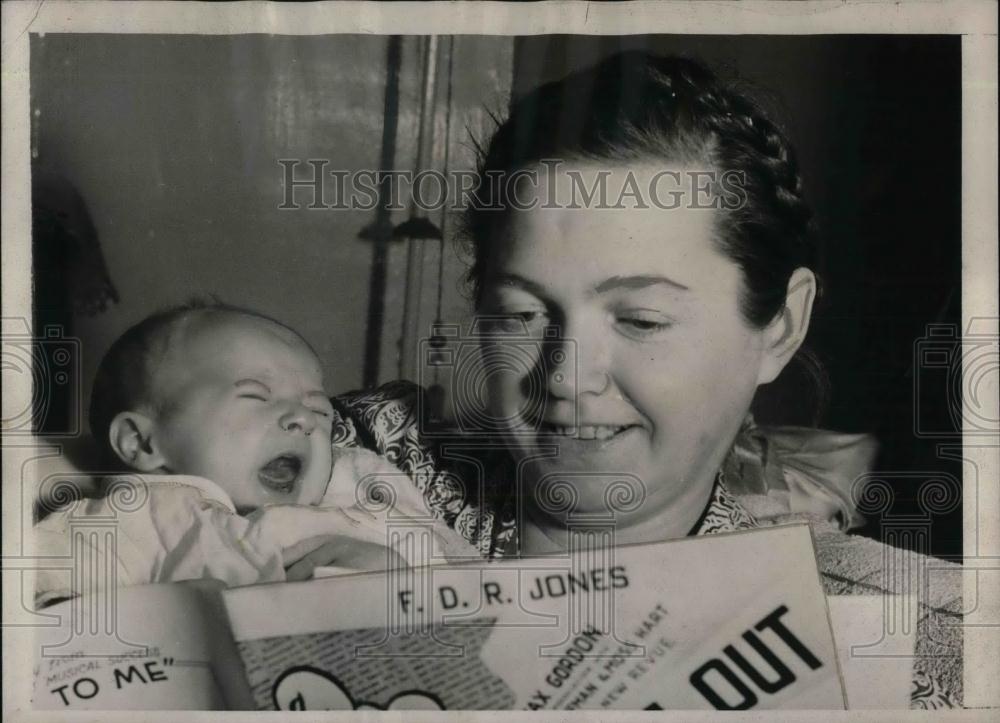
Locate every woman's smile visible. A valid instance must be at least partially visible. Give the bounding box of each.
[536,424,646,465]
[539,422,639,441]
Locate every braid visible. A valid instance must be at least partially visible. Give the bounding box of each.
[671,60,813,242]
[709,95,812,227]
[656,56,817,324]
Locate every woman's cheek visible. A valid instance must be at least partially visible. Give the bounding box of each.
[622,340,730,436]
[614,349,675,432]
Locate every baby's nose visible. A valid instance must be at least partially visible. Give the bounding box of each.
[279,405,317,435]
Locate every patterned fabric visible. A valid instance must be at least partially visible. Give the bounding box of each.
[332,381,498,558]
[329,381,961,710]
[910,670,961,710]
[690,472,759,536]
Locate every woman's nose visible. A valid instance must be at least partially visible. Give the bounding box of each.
[545,334,610,399]
[279,404,317,435]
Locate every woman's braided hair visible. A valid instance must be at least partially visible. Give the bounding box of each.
[464,51,818,329]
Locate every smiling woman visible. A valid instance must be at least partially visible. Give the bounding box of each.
[329,50,963,709]
[462,52,820,552]
[476,161,816,547]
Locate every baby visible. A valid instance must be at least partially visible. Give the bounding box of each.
[34,302,458,607]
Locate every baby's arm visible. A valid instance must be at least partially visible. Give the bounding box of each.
[32,483,286,605]
[322,446,432,517]
[245,443,461,576]
[331,382,485,558]
[320,446,477,565]
[243,504,404,576]
[281,534,405,581]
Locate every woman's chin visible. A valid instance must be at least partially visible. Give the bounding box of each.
[527,475,656,523]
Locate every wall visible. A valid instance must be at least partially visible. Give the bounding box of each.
[31,33,514,422]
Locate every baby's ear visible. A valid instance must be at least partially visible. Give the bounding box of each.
[108,411,166,472]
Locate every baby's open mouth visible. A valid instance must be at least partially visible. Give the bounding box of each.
[258,454,304,494]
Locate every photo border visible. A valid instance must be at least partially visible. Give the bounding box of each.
[3,1,997,720]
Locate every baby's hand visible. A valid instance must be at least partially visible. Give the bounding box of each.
[282,534,406,581]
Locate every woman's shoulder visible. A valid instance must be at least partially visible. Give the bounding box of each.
[760,517,963,708]
[723,421,879,531]
[807,522,961,604]
[818,522,962,708]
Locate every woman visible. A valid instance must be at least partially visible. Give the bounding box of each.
[332,52,961,708]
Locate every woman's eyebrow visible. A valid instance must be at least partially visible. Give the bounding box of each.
[593,275,690,294]
[489,272,690,297]
[489,273,550,298]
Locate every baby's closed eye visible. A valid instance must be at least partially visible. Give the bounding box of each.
[306,396,335,420]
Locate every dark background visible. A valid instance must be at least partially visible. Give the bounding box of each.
[513,36,963,557]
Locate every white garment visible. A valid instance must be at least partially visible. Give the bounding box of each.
[33,447,470,607]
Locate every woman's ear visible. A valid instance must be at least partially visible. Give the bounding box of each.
[108,411,166,472]
[756,267,817,385]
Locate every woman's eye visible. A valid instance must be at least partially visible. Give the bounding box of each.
[484,310,549,334]
[238,393,269,402]
[615,313,673,338]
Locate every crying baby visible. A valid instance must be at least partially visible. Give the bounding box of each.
[34,303,463,607]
